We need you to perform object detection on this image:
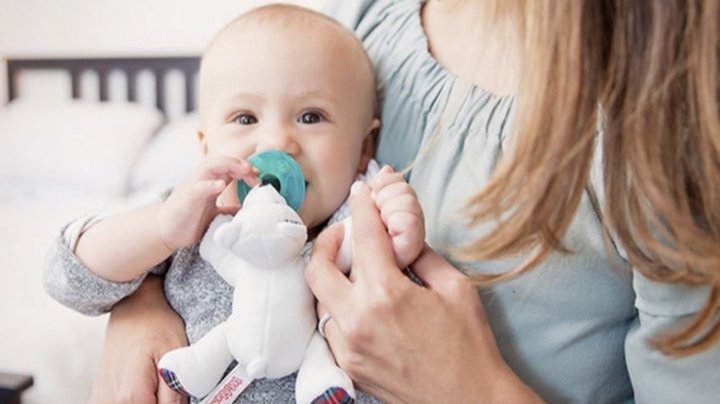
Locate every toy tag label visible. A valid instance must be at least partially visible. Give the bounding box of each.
[200,364,254,404]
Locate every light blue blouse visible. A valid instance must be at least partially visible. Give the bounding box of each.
[326,1,718,403]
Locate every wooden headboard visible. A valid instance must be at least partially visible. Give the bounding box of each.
[6,56,200,116]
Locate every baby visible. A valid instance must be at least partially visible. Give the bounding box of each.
[43,4,424,404]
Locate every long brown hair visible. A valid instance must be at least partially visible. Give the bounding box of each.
[464,0,720,356]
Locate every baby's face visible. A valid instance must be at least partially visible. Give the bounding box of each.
[199,22,377,231]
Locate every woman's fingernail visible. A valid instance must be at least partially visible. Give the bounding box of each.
[350,181,368,195]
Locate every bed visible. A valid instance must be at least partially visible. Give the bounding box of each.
[0,56,203,403]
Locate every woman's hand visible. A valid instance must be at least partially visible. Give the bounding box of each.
[158,157,259,251]
[88,275,188,404]
[306,182,541,403]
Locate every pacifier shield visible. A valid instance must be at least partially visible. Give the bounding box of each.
[237,150,306,212]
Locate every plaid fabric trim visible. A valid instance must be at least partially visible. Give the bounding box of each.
[158,368,191,397]
[311,387,355,404]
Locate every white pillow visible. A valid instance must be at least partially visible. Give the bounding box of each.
[128,112,202,197]
[0,100,164,198]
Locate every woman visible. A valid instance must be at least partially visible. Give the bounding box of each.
[93,1,720,402]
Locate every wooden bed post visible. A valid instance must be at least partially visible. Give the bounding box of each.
[4,57,200,116]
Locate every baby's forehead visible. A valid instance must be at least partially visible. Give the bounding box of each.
[204,20,370,85]
[217,5,342,39]
[214,10,357,51]
[206,14,373,80]
[204,5,372,70]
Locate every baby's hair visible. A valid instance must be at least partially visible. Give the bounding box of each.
[233,4,349,32]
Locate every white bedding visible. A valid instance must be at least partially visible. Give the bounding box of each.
[0,99,200,403]
[0,199,112,404]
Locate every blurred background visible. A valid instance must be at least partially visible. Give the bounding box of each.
[0,1,324,403]
[0,0,324,99]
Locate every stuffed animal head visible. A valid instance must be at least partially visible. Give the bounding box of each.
[214,185,307,268]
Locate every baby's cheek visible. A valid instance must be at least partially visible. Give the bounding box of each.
[297,193,333,229]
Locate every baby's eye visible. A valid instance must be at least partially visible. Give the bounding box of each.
[298,111,325,124]
[233,114,257,125]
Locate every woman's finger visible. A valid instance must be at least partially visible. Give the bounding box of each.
[349,182,404,282]
[316,302,334,337]
[410,245,465,291]
[306,222,353,317]
[157,381,188,404]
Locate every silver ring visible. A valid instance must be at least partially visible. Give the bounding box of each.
[318,313,332,338]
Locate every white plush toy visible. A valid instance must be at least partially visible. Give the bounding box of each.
[158,185,354,403]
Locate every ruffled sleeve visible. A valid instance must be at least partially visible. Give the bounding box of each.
[323,0,377,30]
[625,272,719,402]
[591,132,720,402]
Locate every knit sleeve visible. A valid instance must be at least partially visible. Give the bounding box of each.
[42,217,169,316]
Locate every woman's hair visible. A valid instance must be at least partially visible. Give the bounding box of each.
[464,0,719,356]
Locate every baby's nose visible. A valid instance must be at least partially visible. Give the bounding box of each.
[257,130,300,156]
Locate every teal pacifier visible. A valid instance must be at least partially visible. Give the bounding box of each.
[237,150,306,212]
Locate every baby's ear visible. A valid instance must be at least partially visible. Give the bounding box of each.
[357,118,380,173]
[197,130,209,156]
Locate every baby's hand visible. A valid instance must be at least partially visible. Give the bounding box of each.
[369,165,425,268]
[157,156,259,251]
